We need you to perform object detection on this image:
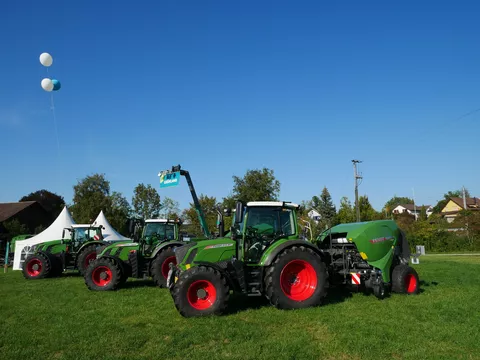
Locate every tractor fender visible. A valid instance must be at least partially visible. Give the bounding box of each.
[151,241,184,258]
[77,240,109,254]
[98,255,128,275]
[261,240,323,267]
[75,241,109,261]
[192,261,240,292]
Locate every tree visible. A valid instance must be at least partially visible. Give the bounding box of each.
[337,197,356,224]
[311,187,337,229]
[231,168,280,203]
[20,189,65,220]
[132,183,161,219]
[419,206,428,221]
[160,197,180,219]
[107,191,132,235]
[358,195,382,221]
[182,195,218,237]
[3,219,29,240]
[70,174,112,223]
[383,196,414,214]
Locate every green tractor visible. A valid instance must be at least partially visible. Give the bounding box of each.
[84,218,187,290]
[84,165,217,291]
[167,200,421,317]
[22,225,110,279]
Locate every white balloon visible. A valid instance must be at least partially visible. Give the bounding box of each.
[41,78,54,92]
[39,52,53,67]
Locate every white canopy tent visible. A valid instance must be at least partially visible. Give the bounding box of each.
[13,206,75,270]
[93,210,130,242]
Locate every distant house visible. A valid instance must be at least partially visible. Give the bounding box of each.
[392,204,433,219]
[0,201,50,235]
[308,209,321,223]
[440,197,480,223]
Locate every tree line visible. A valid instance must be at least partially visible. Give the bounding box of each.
[5,168,479,252]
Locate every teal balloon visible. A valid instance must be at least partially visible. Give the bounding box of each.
[52,79,61,91]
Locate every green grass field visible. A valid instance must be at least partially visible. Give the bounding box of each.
[1,256,479,360]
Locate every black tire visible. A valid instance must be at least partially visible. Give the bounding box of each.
[391,264,420,294]
[84,258,122,291]
[22,253,52,279]
[172,266,229,317]
[264,246,327,310]
[48,254,64,277]
[151,247,177,288]
[77,244,105,276]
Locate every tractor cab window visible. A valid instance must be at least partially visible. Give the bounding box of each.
[72,227,94,247]
[143,223,176,244]
[244,207,295,263]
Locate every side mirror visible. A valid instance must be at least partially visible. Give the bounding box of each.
[127,219,134,234]
[62,229,65,239]
[234,202,244,224]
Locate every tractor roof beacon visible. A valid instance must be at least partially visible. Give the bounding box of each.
[21,225,114,280]
[166,167,421,317]
[83,218,185,291]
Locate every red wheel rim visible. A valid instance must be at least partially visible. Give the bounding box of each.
[280,259,317,301]
[84,252,97,269]
[405,274,417,293]
[187,280,217,310]
[91,266,113,286]
[26,258,42,276]
[161,256,177,279]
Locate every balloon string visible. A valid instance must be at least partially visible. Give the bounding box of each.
[50,93,60,155]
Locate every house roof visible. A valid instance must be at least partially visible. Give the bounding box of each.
[448,197,480,210]
[0,201,37,222]
[396,204,431,211]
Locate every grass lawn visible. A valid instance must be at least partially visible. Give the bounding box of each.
[1,256,479,360]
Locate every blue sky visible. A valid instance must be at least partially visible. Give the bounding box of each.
[1,0,479,212]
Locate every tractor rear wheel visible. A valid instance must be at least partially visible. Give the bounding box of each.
[84,258,122,291]
[172,266,229,317]
[151,247,177,288]
[264,246,327,310]
[392,264,420,294]
[22,253,51,279]
[77,244,104,276]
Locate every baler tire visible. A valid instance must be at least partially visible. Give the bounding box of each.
[77,244,104,276]
[264,246,327,310]
[22,253,51,280]
[172,266,229,317]
[392,264,420,294]
[84,258,122,291]
[151,247,177,288]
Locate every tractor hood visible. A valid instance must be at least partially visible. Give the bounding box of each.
[175,237,236,270]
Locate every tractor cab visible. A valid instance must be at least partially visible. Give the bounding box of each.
[140,219,182,255]
[232,201,299,263]
[63,225,104,252]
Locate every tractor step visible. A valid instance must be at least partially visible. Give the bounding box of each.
[245,268,262,296]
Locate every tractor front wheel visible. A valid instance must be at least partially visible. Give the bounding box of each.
[264,246,327,309]
[77,244,104,276]
[172,266,229,317]
[151,247,177,288]
[84,258,122,291]
[22,253,52,279]
[392,264,420,294]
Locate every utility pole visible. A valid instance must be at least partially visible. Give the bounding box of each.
[462,186,467,210]
[413,188,417,221]
[352,160,362,222]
